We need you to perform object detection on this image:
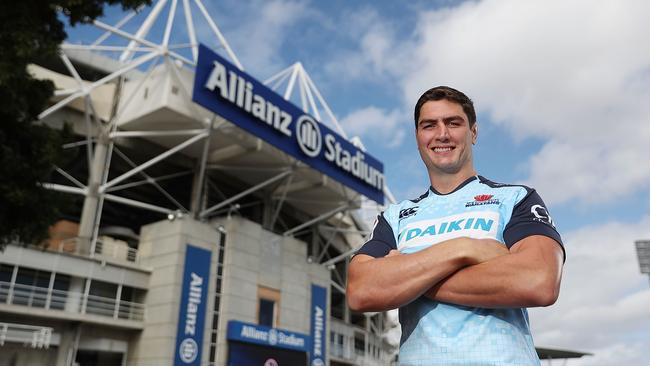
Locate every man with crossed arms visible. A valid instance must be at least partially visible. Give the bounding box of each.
[347,86,565,365]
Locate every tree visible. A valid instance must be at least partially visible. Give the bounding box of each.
[0,0,150,247]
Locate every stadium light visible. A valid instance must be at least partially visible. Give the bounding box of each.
[635,240,650,286]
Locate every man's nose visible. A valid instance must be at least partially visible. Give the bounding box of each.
[435,124,450,140]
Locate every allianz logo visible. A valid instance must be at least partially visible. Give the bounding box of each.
[204,59,384,190]
[398,211,500,249]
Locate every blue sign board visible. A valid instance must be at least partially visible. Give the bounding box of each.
[174,244,212,366]
[192,44,385,203]
[309,284,327,366]
[228,342,307,366]
[227,320,310,352]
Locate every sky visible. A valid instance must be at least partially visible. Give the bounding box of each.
[64,0,650,364]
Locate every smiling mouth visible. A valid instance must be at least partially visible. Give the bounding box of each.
[432,146,454,152]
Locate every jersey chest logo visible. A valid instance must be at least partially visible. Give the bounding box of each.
[397,211,500,251]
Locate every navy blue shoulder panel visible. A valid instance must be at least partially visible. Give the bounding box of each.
[478,176,533,192]
[480,176,565,260]
[355,214,397,258]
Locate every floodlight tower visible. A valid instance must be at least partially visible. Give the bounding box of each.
[635,240,650,286]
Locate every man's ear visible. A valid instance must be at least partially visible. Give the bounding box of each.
[471,123,478,145]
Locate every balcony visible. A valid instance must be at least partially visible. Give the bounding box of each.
[0,281,144,323]
[41,236,140,264]
[329,318,394,366]
[0,322,53,348]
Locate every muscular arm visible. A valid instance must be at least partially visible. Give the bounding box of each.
[425,235,564,308]
[346,237,508,312]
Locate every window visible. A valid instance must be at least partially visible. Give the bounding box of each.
[258,299,275,327]
[0,264,15,303]
[50,273,70,310]
[13,267,50,307]
[86,280,117,317]
[257,286,280,327]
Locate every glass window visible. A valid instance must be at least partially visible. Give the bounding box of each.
[257,286,280,327]
[50,274,70,310]
[258,298,275,327]
[87,280,118,317]
[0,264,14,303]
[14,267,50,308]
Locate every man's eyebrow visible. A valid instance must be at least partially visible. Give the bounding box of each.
[418,115,464,125]
[442,115,465,123]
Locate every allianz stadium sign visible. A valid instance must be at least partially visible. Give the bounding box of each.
[192,44,384,203]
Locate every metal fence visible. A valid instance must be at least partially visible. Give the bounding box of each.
[0,322,53,348]
[0,281,144,321]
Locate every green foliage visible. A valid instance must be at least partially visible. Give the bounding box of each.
[0,0,150,247]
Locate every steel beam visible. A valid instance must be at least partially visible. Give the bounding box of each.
[200,170,292,218]
[100,131,208,192]
[283,203,349,237]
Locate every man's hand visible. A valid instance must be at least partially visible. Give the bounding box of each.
[463,239,509,264]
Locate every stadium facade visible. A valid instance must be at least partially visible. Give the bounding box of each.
[0,2,395,365]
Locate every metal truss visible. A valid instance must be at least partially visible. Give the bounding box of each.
[39,0,243,253]
[38,0,393,269]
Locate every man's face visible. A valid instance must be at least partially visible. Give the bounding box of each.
[416,99,477,176]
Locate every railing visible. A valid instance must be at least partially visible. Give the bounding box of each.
[0,281,144,322]
[94,238,139,263]
[17,237,139,264]
[329,319,394,365]
[0,322,52,348]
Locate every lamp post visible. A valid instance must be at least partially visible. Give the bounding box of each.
[635,240,650,286]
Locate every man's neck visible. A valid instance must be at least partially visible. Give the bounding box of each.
[429,169,477,194]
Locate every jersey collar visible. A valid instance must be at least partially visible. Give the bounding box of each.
[429,175,479,196]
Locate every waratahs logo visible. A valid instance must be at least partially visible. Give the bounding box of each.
[466,194,500,207]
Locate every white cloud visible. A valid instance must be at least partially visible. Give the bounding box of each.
[340,106,408,148]
[200,0,312,76]
[529,217,650,364]
[397,0,650,206]
[323,7,412,83]
[309,0,650,206]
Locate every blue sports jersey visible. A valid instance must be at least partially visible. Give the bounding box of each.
[357,175,564,366]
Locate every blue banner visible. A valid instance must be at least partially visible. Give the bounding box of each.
[227,321,309,352]
[192,44,385,204]
[309,284,327,366]
[174,244,212,366]
[228,341,307,366]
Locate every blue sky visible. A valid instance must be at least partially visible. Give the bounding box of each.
[64,1,650,364]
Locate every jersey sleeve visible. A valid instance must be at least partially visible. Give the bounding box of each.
[503,189,565,260]
[355,213,397,258]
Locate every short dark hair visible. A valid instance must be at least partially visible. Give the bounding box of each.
[414,86,476,128]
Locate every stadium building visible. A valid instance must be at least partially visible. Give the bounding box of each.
[0,2,591,365]
[1,2,395,365]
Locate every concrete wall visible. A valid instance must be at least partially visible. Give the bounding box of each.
[127,216,330,366]
[130,218,219,366]
[212,216,330,366]
[0,345,57,366]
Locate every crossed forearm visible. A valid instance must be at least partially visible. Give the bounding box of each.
[426,236,563,308]
[347,237,506,312]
